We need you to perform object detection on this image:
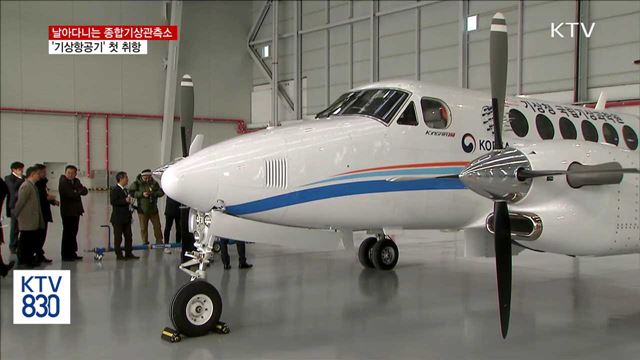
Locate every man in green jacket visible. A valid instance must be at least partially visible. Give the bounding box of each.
[129,169,164,245]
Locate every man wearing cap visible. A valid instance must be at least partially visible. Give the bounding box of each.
[129,169,164,245]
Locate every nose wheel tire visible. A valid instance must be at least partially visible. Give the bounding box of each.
[371,238,399,270]
[358,237,378,268]
[213,241,222,254]
[170,280,223,337]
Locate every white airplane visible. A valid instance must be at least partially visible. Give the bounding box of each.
[157,13,639,338]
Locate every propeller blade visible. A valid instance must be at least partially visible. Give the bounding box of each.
[493,200,512,339]
[517,169,566,179]
[188,134,204,156]
[180,74,195,157]
[387,174,460,182]
[519,168,639,179]
[518,162,639,187]
[490,13,508,149]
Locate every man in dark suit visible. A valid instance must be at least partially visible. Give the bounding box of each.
[0,178,15,276]
[162,196,181,254]
[4,161,25,254]
[220,238,253,270]
[110,171,139,260]
[34,164,59,263]
[58,165,88,261]
[14,166,45,267]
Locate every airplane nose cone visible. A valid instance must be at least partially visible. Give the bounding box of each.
[460,148,532,202]
[160,165,180,198]
[161,159,219,211]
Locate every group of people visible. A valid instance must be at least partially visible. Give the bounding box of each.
[109,169,252,269]
[0,162,87,275]
[1,164,251,277]
[109,169,169,260]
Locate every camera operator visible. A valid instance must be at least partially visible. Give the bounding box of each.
[128,169,164,245]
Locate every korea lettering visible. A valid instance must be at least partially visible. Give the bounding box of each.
[13,270,70,324]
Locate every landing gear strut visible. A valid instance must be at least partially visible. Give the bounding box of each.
[358,235,399,270]
[171,209,224,336]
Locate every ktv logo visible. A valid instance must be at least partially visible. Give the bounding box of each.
[13,270,71,324]
[550,22,595,38]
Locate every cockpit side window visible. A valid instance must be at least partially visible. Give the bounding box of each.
[396,102,418,126]
[315,92,358,119]
[421,98,450,129]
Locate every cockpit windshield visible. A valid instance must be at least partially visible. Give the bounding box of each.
[316,88,409,124]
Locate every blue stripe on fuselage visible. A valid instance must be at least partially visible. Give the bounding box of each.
[225,178,466,216]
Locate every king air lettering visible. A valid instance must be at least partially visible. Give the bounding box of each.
[550,22,595,38]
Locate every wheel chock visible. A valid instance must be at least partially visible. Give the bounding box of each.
[161,327,182,343]
[213,321,230,334]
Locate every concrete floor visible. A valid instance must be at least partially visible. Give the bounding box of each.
[1,193,640,360]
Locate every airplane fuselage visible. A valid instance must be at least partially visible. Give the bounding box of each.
[162,80,639,256]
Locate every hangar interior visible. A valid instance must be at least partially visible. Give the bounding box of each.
[1,1,639,359]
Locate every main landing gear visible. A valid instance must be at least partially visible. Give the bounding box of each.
[358,235,399,270]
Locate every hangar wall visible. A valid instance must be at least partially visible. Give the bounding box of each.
[251,0,639,117]
[0,1,253,180]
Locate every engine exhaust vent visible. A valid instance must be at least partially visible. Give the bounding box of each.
[265,158,288,189]
[486,212,543,241]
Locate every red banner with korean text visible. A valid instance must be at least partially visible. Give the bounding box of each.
[49,26,178,40]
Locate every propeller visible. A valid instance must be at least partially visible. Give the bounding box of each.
[463,14,640,338]
[518,163,639,179]
[518,162,639,188]
[178,74,198,258]
[180,74,195,157]
[152,75,202,182]
[489,12,512,339]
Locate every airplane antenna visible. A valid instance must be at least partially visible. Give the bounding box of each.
[594,92,607,111]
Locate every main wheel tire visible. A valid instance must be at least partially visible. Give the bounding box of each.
[358,237,377,268]
[371,238,399,270]
[170,280,223,337]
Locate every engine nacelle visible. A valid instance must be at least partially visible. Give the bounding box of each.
[507,141,639,256]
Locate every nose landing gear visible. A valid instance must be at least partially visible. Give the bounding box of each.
[358,235,399,270]
[171,209,225,337]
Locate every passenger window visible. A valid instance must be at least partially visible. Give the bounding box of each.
[602,123,619,145]
[397,102,418,126]
[535,114,555,139]
[508,109,529,137]
[581,120,598,142]
[622,125,638,150]
[559,117,577,139]
[421,98,450,129]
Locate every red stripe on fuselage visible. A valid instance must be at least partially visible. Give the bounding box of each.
[337,161,470,176]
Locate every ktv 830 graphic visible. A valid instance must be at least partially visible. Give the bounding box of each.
[13,270,70,324]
